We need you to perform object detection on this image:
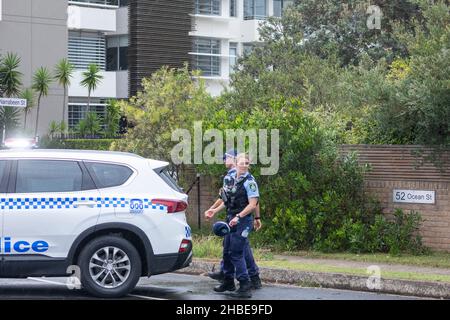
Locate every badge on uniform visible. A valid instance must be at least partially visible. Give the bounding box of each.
[249,182,257,192]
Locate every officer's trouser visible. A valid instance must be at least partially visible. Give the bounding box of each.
[220,241,259,277]
[222,215,254,283]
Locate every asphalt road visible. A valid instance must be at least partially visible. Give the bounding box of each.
[0,273,424,300]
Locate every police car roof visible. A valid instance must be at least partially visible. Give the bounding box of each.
[0,149,169,169]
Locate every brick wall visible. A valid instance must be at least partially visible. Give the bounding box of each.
[341,145,450,252]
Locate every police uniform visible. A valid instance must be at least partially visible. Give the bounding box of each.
[221,171,259,289]
[219,169,259,280]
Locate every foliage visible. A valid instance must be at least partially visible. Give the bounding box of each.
[104,100,121,138]
[54,58,74,124]
[80,64,103,110]
[76,112,102,137]
[0,52,23,97]
[32,66,52,137]
[40,138,116,151]
[111,65,213,161]
[199,98,426,254]
[20,88,35,131]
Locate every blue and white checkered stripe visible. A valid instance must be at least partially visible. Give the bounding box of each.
[0,197,167,211]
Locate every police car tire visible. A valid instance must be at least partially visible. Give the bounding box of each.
[78,235,142,298]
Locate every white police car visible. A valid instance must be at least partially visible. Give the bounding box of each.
[0,149,192,298]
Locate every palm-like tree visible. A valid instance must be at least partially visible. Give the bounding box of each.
[20,88,35,131]
[0,52,23,139]
[0,52,23,97]
[54,58,74,125]
[80,64,103,110]
[32,67,52,137]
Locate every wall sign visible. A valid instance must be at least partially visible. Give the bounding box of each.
[393,190,435,204]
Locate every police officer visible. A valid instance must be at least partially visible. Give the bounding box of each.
[205,150,262,290]
[207,153,260,298]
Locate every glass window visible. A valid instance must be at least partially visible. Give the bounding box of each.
[192,38,221,77]
[273,0,294,17]
[106,35,128,71]
[0,161,8,192]
[85,162,133,188]
[119,0,128,7]
[195,0,221,15]
[230,0,237,17]
[68,100,107,130]
[16,160,83,193]
[244,0,267,20]
[243,43,255,56]
[229,42,238,74]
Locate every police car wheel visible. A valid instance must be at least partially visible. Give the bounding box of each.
[78,235,142,298]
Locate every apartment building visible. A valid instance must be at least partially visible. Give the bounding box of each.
[190,0,293,96]
[1,0,292,135]
[67,0,129,130]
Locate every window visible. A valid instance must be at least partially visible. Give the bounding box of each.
[106,35,129,71]
[68,99,106,130]
[85,162,133,188]
[119,0,128,6]
[192,38,221,77]
[229,42,238,74]
[68,31,106,70]
[244,0,267,20]
[195,0,221,15]
[0,160,8,192]
[243,43,255,55]
[16,161,83,193]
[273,0,294,17]
[156,168,183,193]
[230,0,237,17]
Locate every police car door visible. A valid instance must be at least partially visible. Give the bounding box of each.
[2,159,101,266]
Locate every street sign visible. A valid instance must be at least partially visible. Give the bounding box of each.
[0,98,27,108]
[393,189,435,204]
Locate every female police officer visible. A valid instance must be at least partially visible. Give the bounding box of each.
[206,153,259,298]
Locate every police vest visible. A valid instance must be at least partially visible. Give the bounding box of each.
[223,175,253,216]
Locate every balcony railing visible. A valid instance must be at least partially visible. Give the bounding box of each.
[68,0,120,9]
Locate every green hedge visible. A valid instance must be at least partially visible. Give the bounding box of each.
[40,138,117,151]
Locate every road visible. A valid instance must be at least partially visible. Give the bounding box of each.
[0,273,424,300]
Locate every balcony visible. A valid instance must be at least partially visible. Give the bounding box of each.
[68,1,119,9]
[69,70,117,98]
[68,5,117,32]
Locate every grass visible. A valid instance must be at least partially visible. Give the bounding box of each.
[257,260,450,283]
[192,233,450,283]
[277,251,450,269]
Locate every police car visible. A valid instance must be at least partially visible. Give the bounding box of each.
[0,149,192,298]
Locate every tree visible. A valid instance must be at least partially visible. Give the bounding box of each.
[0,52,23,97]
[0,52,23,139]
[76,112,101,137]
[104,100,121,138]
[32,67,52,137]
[80,64,103,111]
[20,88,35,131]
[111,65,212,161]
[54,58,74,126]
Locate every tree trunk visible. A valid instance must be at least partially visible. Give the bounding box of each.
[62,85,66,125]
[24,111,27,130]
[34,94,41,138]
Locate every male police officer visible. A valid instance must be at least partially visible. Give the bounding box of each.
[205,150,262,290]
[206,153,259,298]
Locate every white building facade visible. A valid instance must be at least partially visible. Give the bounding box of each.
[190,0,293,96]
[66,0,129,129]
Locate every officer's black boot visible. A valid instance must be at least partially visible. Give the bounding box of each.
[214,278,236,292]
[230,280,252,298]
[208,270,225,282]
[250,275,262,289]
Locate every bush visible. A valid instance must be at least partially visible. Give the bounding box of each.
[199,98,427,254]
[40,138,117,151]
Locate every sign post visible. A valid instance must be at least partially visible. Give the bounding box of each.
[0,97,28,144]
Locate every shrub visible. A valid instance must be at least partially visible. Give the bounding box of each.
[40,138,117,151]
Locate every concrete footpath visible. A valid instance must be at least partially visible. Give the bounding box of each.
[176,257,450,299]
